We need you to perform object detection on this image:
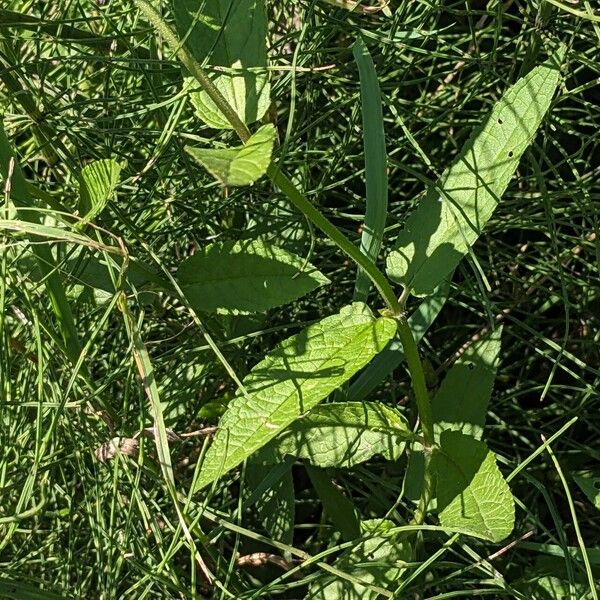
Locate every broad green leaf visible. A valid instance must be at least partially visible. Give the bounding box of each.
[177,238,329,314]
[307,465,361,542]
[195,303,397,491]
[349,277,450,402]
[186,124,275,186]
[0,580,67,600]
[174,0,270,128]
[308,520,411,599]
[432,326,503,440]
[435,430,515,542]
[387,57,562,296]
[352,36,388,302]
[573,471,600,511]
[256,402,411,468]
[78,158,121,223]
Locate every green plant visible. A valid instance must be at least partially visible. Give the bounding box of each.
[1,0,599,598]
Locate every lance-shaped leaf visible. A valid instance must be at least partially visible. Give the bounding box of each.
[186,124,275,186]
[434,430,515,542]
[352,36,388,302]
[194,303,397,491]
[387,55,563,296]
[431,326,503,440]
[256,402,412,468]
[177,239,329,314]
[174,0,270,129]
[78,158,121,224]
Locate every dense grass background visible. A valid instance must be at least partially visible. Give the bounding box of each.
[1,0,599,597]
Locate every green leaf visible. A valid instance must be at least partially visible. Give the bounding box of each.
[432,326,503,440]
[195,303,397,491]
[387,58,562,296]
[352,36,388,302]
[573,471,600,511]
[256,402,411,468]
[174,0,270,128]
[308,520,411,599]
[434,430,515,542]
[185,124,275,186]
[177,239,329,314]
[78,158,121,223]
[307,465,361,542]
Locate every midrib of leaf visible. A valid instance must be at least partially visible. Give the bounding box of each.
[236,320,386,433]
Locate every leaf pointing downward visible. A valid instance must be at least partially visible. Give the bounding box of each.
[387,56,562,296]
[435,430,515,542]
[194,303,397,491]
[186,124,275,186]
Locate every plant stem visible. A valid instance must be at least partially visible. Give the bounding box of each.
[132,0,401,315]
[397,314,433,446]
[397,311,435,526]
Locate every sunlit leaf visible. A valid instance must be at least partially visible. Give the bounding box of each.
[387,55,563,296]
[174,0,270,128]
[78,158,121,224]
[435,430,515,542]
[186,124,275,186]
[257,402,411,468]
[431,326,503,440]
[194,303,397,491]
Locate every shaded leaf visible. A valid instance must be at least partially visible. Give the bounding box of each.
[195,303,397,491]
[387,57,562,296]
[186,124,275,186]
[245,461,295,546]
[435,430,515,542]
[307,465,361,542]
[431,326,503,440]
[177,239,329,314]
[256,402,411,468]
[78,158,121,223]
[573,470,600,511]
[174,0,270,128]
[308,520,411,599]
[352,36,388,301]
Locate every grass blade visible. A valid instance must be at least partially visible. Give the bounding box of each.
[352,36,388,302]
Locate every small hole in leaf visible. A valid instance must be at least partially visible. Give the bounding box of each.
[498,118,503,124]
[594,480,600,490]
[508,150,514,157]
[468,363,475,370]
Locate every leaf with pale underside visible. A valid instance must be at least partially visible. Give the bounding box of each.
[186,124,275,186]
[256,402,412,468]
[194,303,397,491]
[78,159,121,224]
[387,54,563,296]
[435,430,515,542]
[174,0,270,128]
[177,239,329,314]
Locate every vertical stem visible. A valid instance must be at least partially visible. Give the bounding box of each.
[397,314,433,446]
